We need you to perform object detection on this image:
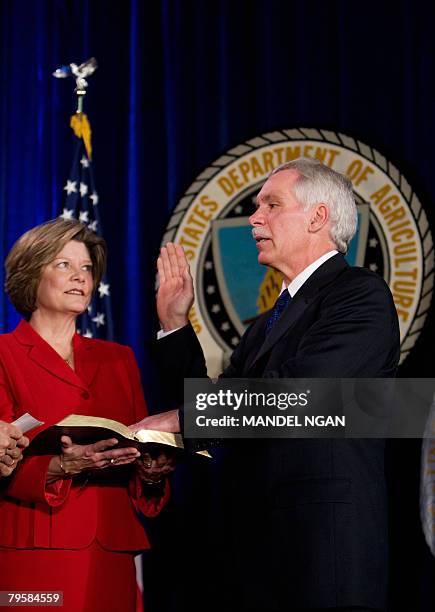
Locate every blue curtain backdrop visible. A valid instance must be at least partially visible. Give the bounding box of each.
[1,1,434,610]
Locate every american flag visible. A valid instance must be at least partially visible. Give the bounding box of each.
[60,112,114,341]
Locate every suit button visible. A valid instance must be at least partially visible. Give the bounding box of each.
[81,391,90,400]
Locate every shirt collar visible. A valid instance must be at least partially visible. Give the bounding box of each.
[282,250,339,298]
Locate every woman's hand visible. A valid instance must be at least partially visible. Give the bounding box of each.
[136,450,177,485]
[0,421,29,477]
[47,436,141,482]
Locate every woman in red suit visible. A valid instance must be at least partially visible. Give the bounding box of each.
[0,219,173,611]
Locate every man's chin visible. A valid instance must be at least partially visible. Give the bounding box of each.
[257,252,271,266]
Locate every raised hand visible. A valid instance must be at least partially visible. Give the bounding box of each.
[157,243,194,331]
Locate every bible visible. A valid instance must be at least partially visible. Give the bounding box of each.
[24,413,209,457]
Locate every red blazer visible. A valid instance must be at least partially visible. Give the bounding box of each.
[0,320,168,550]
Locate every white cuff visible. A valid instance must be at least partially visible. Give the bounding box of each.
[157,327,182,340]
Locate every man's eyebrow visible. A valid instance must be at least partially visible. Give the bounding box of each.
[255,193,280,206]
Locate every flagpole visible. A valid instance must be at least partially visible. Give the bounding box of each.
[53,57,114,341]
[76,87,86,114]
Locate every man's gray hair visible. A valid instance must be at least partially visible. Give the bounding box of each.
[272,157,357,253]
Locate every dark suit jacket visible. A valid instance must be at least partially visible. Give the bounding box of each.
[0,320,168,552]
[155,254,400,611]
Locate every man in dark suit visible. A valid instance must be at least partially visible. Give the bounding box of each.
[143,158,400,612]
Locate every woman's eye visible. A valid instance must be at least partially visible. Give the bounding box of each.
[82,265,93,273]
[56,261,68,269]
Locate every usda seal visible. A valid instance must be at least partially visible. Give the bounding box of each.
[161,128,433,376]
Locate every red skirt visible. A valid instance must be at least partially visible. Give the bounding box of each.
[0,541,137,612]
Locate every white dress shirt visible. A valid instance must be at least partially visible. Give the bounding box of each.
[284,250,338,297]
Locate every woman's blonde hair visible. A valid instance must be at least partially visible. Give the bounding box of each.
[5,218,107,317]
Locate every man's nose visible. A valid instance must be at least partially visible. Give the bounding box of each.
[249,208,264,226]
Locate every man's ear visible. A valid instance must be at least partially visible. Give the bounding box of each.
[309,204,329,233]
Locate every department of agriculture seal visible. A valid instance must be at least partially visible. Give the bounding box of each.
[161,128,433,376]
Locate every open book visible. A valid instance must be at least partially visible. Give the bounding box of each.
[23,414,209,457]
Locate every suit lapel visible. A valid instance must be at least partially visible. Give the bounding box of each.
[13,320,94,390]
[249,292,312,371]
[248,254,349,372]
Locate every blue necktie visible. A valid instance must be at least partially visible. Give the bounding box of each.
[265,290,292,335]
